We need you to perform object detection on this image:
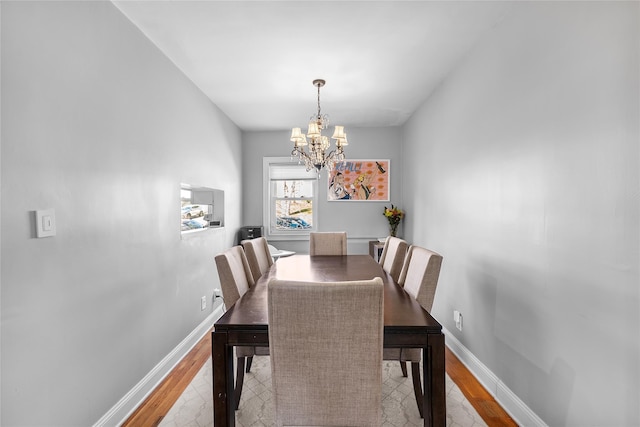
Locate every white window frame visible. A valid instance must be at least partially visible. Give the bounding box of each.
[263,157,318,240]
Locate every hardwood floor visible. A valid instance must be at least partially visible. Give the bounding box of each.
[445,346,518,427]
[121,332,212,427]
[123,331,517,426]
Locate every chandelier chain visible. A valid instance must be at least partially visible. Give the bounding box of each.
[317,84,321,121]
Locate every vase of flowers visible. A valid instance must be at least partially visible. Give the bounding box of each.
[383,204,404,237]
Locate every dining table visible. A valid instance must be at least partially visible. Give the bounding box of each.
[211,254,446,427]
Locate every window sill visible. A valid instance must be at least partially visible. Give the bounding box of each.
[266,232,312,242]
[181,226,224,240]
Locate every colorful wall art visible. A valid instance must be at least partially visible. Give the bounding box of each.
[327,159,390,202]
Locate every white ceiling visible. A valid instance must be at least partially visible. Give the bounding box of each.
[113,1,512,131]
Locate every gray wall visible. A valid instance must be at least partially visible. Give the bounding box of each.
[403,2,639,425]
[1,2,240,425]
[242,127,403,254]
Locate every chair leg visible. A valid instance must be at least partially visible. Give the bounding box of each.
[234,357,246,410]
[245,356,253,373]
[400,361,408,377]
[410,362,424,418]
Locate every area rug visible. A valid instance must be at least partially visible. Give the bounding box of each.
[159,356,486,427]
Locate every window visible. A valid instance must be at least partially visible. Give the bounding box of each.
[181,184,224,233]
[264,158,318,238]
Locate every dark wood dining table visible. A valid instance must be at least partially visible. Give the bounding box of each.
[211,254,446,426]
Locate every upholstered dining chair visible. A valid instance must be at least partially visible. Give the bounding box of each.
[241,236,274,281]
[378,236,409,283]
[383,245,443,418]
[268,277,384,426]
[214,246,269,409]
[309,231,347,256]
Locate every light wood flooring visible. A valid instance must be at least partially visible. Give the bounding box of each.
[123,331,517,427]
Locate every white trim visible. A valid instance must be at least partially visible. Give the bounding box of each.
[93,304,225,427]
[263,157,319,239]
[444,327,547,427]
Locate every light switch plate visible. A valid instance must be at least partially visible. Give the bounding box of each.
[36,209,56,238]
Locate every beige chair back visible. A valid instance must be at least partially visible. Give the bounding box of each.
[309,231,347,256]
[214,246,267,409]
[398,245,443,312]
[214,246,255,308]
[268,278,384,426]
[241,237,274,281]
[382,245,443,417]
[378,236,409,283]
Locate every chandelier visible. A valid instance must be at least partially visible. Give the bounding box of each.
[290,79,348,174]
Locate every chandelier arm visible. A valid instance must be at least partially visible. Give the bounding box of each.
[294,148,309,162]
[292,147,316,172]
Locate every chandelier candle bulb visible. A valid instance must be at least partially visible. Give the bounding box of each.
[290,127,307,146]
[307,122,320,137]
[332,126,346,140]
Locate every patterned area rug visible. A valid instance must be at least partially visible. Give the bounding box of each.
[159,356,486,427]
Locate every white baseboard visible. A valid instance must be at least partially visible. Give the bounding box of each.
[96,312,543,426]
[93,304,225,427]
[443,327,547,427]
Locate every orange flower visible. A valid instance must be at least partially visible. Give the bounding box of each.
[383,204,404,226]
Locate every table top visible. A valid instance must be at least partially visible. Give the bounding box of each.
[215,255,442,337]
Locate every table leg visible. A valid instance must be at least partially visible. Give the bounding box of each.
[212,330,235,426]
[423,333,446,427]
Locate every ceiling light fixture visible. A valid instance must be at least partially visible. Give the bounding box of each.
[290,79,348,174]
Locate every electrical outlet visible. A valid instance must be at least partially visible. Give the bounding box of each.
[453,310,463,331]
[213,288,222,299]
[201,296,207,311]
